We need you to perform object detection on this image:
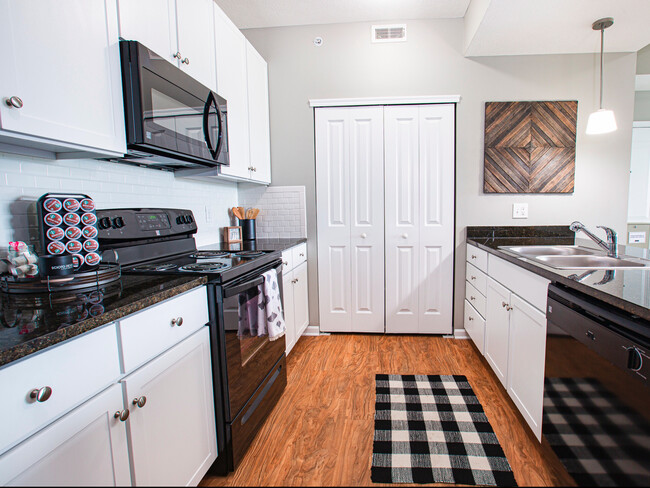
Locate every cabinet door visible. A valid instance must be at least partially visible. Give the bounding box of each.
[292,261,310,338]
[507,294,547,441]
[283,270,296,355]
[214,5,250,179]
[385,106,420,333]
[123,327,217,486]
[175,0,216,90]
[0,384,130,486]
[316,108,352,332]
[246,42,272,184]
[485,277,511,386]
[0,0,126,154]
[117,0,178,65]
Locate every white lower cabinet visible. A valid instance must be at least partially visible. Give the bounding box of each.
[0,384,130,486]
[283,244,309,355]
[123,327,217,486]
[485,277,512,387]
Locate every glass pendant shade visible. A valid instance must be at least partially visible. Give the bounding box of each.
[586,109,617,134]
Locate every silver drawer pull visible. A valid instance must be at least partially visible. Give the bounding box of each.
[468,316,474,321]
[181,57,190,65]
[114,409,129,422]
[171,316,184,327]
[470,276,476,280]
[30,386,52,403]
[471,255,477,259]
[506,305,513,311]
[173,51,182,60]
[470,296,475,301]
[5,96,23,109]
[502,301,507,308]
[132,396,147,408]
[299,253,305,257]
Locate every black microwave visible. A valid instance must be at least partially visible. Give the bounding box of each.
[117,40,229,171]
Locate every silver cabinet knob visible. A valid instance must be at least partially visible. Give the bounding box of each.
[5,96,23,109]
[181,57,190,65]
[172,51,182,60]
[470,296,475,301]
[402,233,408,239]
[470,275,476,280]
[132,396,147,408]
[506,305,513,311]
[114,409,129,422]
[283,260,288,266]
[468,316,474,321]
[30,386,52,403]
[502,301,507,308]
[299,252,305,257]
[360,233,367,239]
[171,316,183,326]
[471,255,477,259]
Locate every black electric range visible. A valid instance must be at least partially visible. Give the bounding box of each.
[98,208,287,474]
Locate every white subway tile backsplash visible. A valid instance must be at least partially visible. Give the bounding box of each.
[238,185,307,239]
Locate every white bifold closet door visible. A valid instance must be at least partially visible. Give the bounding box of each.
[384,104,455,334]
[316,106,385,333]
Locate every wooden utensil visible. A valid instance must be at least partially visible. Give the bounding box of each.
[231,207,243,219]
[238,207,245,220]
[246,208,253,219]
[252,208,260,219]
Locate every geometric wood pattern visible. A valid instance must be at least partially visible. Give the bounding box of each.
[484,101,577,193]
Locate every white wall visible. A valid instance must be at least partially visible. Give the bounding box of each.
[243,18,637,332]
[0,153,238,250]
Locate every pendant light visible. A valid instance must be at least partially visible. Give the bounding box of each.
[586,17,617,135]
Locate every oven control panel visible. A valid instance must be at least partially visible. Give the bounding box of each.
[96,208,197,241]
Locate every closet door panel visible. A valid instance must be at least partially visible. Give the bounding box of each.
[316,109,352,332]
[350,108,384,333]
[385,106,420,334]
[418,105,455,334]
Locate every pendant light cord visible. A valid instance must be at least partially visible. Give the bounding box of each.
[599,26,604,110]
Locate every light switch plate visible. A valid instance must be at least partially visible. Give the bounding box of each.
[512,203,528,219]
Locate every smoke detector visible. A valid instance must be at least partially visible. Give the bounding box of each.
[371,24,407,43]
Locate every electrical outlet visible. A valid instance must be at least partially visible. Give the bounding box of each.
[204,206,213,223]
[512,203,528,219]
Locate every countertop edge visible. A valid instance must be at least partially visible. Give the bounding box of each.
[467,238,650,321]
[0,276,207,369]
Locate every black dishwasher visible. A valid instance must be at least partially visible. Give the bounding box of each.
[544,284,650,486]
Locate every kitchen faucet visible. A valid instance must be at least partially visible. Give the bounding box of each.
[569,221,618,258]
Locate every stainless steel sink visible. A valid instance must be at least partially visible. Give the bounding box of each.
[534,255,649,269]
[501,245,598,257]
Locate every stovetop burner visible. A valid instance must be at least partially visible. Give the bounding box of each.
[231,251,266,258]
[132,263,179,272]
[178,262,231,273]
[190,251,230,258]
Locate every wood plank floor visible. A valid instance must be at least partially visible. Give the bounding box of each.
[200,334,574,487]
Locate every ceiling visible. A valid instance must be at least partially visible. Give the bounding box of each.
[215,0,650,56]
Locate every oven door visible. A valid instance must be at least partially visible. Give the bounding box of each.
[221,261,286,421]
[120,40,229,169]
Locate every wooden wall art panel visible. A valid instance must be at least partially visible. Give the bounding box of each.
[483,101,577,193]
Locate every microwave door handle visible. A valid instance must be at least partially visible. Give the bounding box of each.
[202,91,222,160]
[223,276,265,298]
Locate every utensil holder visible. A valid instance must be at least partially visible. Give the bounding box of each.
[240,219,256,241]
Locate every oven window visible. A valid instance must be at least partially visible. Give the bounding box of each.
[223,287,268,366]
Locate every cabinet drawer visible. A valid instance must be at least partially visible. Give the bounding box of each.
[0,324,120,455]
[465,262,487,296]
[118,286,209,373]
[282,250,293,273]
[292,243,307,268]
[465,280,486,318]
[467,243,487,272]
[464,300,485,355]
[488,255,550,312]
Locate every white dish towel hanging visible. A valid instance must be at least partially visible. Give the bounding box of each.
[257,268,286,341]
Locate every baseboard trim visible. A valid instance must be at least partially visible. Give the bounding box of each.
[302,325,322,336]
[453,329,470,340]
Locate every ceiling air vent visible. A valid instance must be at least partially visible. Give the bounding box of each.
[371,24,407,43]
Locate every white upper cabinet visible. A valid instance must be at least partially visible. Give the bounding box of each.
[0,0,126,156]
[118,0,216,91]
[246,42,271,184]
[214,4,250,179]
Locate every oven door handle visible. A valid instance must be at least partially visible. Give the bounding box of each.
[223,276,265,298]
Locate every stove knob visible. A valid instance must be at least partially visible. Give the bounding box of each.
[98,217,112,230]
[112,217,125,229]
[176,216,183,225]
[186,214,194,224]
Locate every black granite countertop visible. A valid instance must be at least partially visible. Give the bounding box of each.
[199,237,307,253]
[466,226,650,321]
[0,274,207,368]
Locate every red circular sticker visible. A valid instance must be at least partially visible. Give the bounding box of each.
[47,241,65,255]
[84,252,101,266]
[72,254,84,269]
[82,226,98,239]
[66,240,83,253]
[65,226,82,240]
[63,198,80,212]
[46,227,65,241]
[63,212,80,226]
[43,198,62,212]
[83,239,99,252]
[80,199,95,211]
[81,213,97,226]
[44,213,62,226]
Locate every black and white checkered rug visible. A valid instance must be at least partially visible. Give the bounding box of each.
[371,374,517,486]
[543,377,650,486]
